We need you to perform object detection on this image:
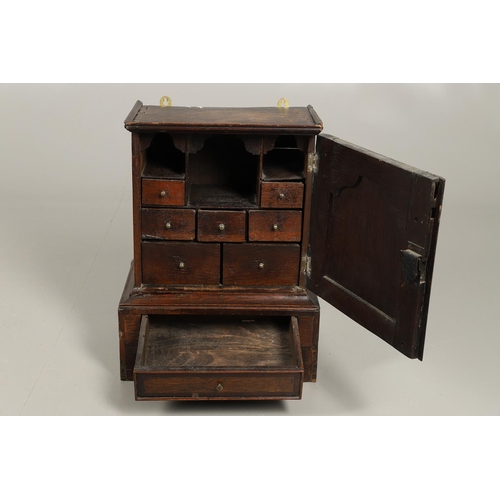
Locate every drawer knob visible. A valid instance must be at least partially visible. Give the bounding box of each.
[278,192,285,200]
[272,223,279,230]
[258,262,265,269]
[165,221,172,229]
[160,190,167,197]
[216,383,223,391]
[218,223,225,231]
[178,262,185,269]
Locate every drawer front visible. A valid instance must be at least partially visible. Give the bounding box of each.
[134,315,304,400]
[135,372,302,400]
[141,208,196,241]
[261,182,304,208]
[142,179,185,206]
[223,243,300,286]
[142,241,220,285]
[248,210,302,242]
[198,210,246,242]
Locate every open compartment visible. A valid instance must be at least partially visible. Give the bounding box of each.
[187,135,259,207]
[134,314,304,400]
[262,135,305,181]
[142,133,186,179]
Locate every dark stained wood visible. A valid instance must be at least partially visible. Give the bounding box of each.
[142,179,185,206]
[118,262,320,382]
[118,307,142,381]
[120,101,445,401]
[136,372,302,400]
[189,185,257,208]
[262,159,305,181]
[223,244,300,286]
[308,135,445,359]
[143,316,299,368]
[132,133,143,287]
[124,100,143,124]
[261,181,304,208]
[187,134,259,207]
[307,105,322,126]
[248,210,302,242]
[141,133,186,179]
[142,242,220,285]
[238,135,262,156]
[133,315,303,400]
[298,137,317,288]
[125,105,324,135]
[198,210,246,242]
[301,346,318,383]
[141,208,196,241]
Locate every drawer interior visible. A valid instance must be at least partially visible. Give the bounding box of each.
[134,315,304,400]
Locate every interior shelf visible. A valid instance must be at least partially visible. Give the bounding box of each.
[142,133,185,179]
[188,135,259,207]
[189,185,257,208]
[262,136,305,181]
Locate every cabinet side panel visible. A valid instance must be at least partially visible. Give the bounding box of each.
[132,133,143,286]
[118,309,142,381]
[299,136,316,287]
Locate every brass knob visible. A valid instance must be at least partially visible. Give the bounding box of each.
[178,262,185,269]
[258,262,265,269]
[272,223,279,230]
[216,383,223,391]
[219,223,225,231]
[160,190,167,197]
[278,192,285,200]
[165,222,172,229]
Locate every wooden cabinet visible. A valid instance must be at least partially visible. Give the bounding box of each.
[118,101,445,400]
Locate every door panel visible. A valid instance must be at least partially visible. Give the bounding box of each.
[308,135,445,359]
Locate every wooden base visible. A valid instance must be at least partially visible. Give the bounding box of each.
[118,262,320,387]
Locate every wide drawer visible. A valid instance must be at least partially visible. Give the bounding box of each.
[260,181,304,208]
[142,179,185,206]
[248,210,302,242]
[198,210,246,242]
[142,241,220,285]
[134,315,304,400]
[223,243,300,286]
[141,208,196,240]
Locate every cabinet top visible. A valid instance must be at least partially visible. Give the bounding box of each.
[124,101,323,134]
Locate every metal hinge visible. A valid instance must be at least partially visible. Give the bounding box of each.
[302,255,312,278]
[307,152,318,173]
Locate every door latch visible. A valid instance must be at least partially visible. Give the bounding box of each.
[401,249,423,282]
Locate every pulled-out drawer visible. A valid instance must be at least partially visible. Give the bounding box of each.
[134,315,304,400]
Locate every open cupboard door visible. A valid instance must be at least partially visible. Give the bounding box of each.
[307,135,445,359]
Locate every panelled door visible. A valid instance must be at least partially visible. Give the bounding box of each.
[308,135,445,359]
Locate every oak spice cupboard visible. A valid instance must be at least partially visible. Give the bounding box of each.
[118,100,445,401]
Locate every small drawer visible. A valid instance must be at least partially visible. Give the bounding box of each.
[134,315,304,401]
[198,210,246,242]
[248,210,302,242]
[260,182,304,209]
[223,243,300,286]
[142,241,220,285]
[141,208,196,241]
[142,179,185,206]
